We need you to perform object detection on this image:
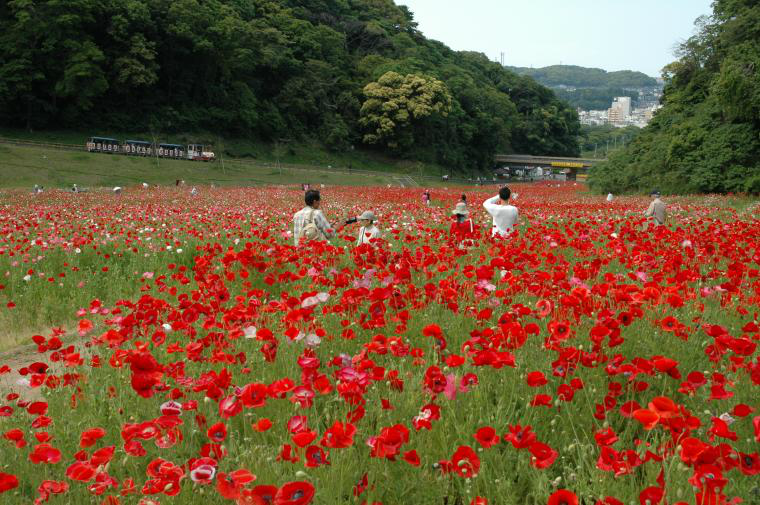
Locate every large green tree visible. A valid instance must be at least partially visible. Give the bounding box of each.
[360,71,452,150]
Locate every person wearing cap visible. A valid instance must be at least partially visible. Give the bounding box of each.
[483,186,518,237]
[644,190,666,226]
[347,211,381,246]
[450,202,477,243]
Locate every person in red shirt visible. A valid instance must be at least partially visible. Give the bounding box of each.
[449,202,477,245]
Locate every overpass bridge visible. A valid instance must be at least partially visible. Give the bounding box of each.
[494,154,606,181]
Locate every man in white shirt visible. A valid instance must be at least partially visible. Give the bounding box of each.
[483,186,519,237]
[293,190,334,245]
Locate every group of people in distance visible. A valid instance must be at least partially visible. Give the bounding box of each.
[292,186,521,247]
[292,185,668,247]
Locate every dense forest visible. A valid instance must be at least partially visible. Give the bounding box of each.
[0,0,580,170]
[506,65,657,89]
[590,0,760,194]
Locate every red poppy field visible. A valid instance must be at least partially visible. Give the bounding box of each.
[0,183,759,505]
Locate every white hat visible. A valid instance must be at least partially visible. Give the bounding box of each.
[357,210,376,222]
[452,202,469,216]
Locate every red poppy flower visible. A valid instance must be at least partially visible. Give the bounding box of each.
[0,472,18,493]
[504,424,536,449]
[633,409,660,430]
[66,461,96,482]
[274,481,315,505]
[638,486,664,505]
[737,452,760,476]
[320,421,356,449]
[531,394,553,407]
[304,446,329,468]
[660,316,678,332]
[451,445,480,478]
[473,426,500,448]
[216,469,256,500]
[253,418,273,432]
[292,430,317,448]
[529,442,558,469]
[3,428,26,448]
[29,443,62,464]
[732,404,753,417]
[548,490,578,505]
[207,422,228,443]
[526,371,548,387]
[80,427,106,448]
[239,485,278,505]
[403,449,420,466]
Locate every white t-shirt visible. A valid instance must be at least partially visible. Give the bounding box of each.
[483,196,518,237]
[356,224,381,246]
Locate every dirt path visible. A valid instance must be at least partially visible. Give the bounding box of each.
[0,342,50,401]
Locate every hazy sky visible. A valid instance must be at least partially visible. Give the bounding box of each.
[399,0,713,76]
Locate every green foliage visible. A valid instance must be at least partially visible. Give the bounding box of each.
[0,0,579,171]
[507,65,657,88]
[360,71,452,150]
[579,125,640,158]
[590,0,760,194]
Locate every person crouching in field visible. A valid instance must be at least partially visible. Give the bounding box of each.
[450,202,477,245]
[483,186,518,237]
[293,189,334,246]
[346,211,381,246]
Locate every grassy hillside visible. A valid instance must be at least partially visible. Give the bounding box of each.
[0,128,454,175]
[0,143,456,189]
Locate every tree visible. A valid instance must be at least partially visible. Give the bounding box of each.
[359,71,452,151]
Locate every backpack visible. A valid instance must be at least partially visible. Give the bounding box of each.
[299,208,322,242]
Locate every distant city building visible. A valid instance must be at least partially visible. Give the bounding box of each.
[573,85,663,128]
[607,97,631,125]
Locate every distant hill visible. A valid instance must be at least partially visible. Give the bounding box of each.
[506,65,658,89]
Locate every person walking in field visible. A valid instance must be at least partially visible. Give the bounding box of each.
[423,190,431,206]
[450,202,477,244]
[483,186,518,237]
[644,190,667,226]
[293,189,334,246]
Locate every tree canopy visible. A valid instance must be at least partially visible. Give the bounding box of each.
[589,0,760,194]
[0,0,580,170]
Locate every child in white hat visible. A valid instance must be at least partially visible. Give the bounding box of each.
[348,210,381,246]
[450,202,477,243]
